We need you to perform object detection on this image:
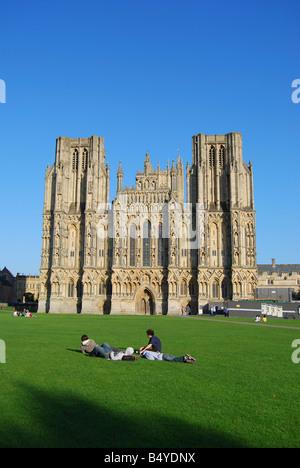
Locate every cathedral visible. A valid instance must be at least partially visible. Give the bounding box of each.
[38,132,258,314]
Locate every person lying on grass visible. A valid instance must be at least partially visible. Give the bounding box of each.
[81,335,137,361]
[109,347,138,361]
[81,335,120,359]
[139,329,162,355]
[142,349,197,364]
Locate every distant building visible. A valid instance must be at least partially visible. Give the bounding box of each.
[257,258,300,300]
[0,267,15,303]
[15,274,40,302]
[0,268,40,304]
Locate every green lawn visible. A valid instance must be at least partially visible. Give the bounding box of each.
[0,311,299,448]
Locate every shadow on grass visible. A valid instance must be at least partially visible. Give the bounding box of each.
[0,382,249,448]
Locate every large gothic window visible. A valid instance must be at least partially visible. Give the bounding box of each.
[130,224,136,267]
[143,220,151,267]
[158,223,164,266]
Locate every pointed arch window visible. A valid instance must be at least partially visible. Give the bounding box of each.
[212,282,219,298]
[209,146,216,167]
[219,145,225,168]
[158,223,164,266]
[72,149,79,171]
[221,279,228,299]
[181,281,187,296]
[189,279,197,296]
[68,281,74,298]
[143,220,151,267]
[77,280,83,298]
[82,148,88,171]
[130,224,136,267]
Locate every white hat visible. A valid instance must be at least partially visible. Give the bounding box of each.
[125,347,134,355]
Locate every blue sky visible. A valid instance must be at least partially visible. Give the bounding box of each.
[0,0,299,276]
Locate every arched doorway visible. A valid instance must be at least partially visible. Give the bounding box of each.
[24,292,34,303]
[136,289,155,315]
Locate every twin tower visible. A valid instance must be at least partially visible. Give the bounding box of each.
[39,132,257,314]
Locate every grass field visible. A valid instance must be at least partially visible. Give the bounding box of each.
[0,311,300,448]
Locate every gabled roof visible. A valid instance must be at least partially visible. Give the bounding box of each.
[258,264,300,275]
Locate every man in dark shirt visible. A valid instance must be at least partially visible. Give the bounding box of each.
[139,329,162,354]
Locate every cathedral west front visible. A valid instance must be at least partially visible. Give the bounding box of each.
[38,132,258,315]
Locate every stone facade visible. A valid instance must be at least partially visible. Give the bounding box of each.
[189,133,257,304]
[258,258,300,299]
[0,268,40,304]
[15,274,40,302]
[38,132,258,314]
[38,136,110,314]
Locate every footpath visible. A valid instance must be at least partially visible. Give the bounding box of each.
[190,316,300,330]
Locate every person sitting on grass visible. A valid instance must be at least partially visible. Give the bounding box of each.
[139,329,162,355]
[25,310,35,318]
[81,335,122,359]
[142,349,197,364]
